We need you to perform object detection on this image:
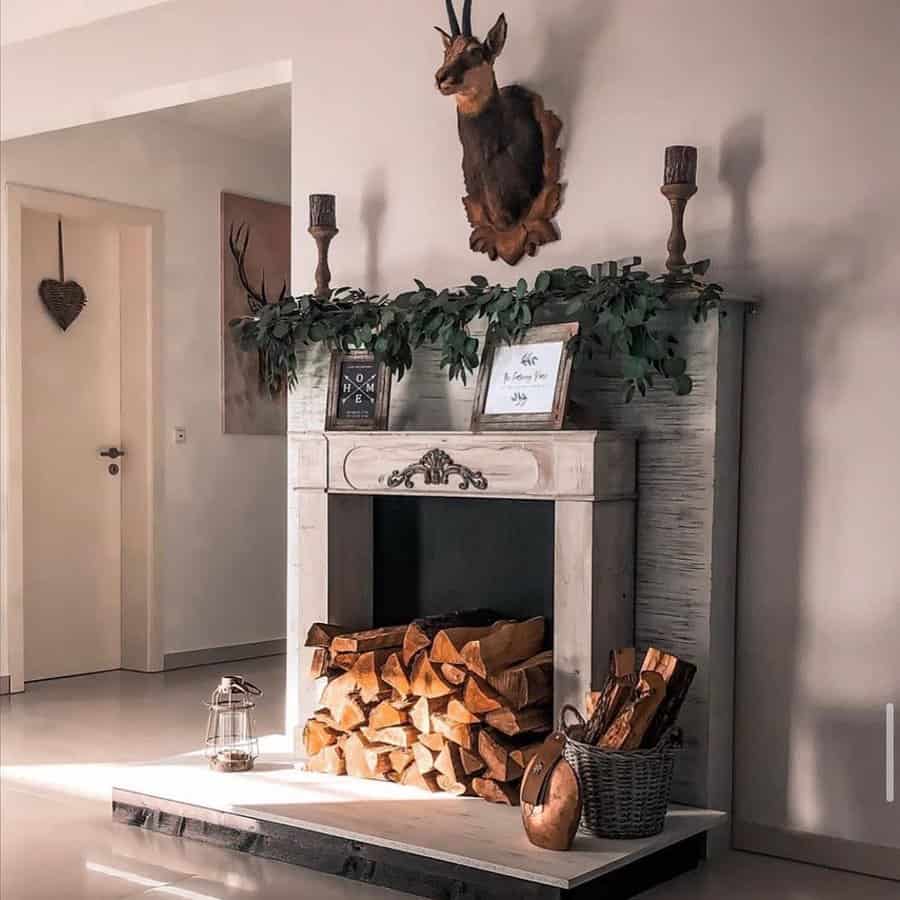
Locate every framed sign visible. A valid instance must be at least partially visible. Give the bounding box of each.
[471,322,579,432]
[326,351,392,431]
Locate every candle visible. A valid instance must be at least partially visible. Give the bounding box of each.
[664,146,698,186]
[309,194,336,230]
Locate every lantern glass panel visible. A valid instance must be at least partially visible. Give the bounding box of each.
[204,676,261,772]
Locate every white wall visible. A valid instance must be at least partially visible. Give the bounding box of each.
[2,0,899,847]
[0,0,172,46]
[1,113,290,656]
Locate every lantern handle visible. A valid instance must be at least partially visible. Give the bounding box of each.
[227,675,263,697]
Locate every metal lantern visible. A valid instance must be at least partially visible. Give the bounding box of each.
[204,675,262,772]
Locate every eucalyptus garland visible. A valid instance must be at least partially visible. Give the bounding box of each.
[230,263,723,402]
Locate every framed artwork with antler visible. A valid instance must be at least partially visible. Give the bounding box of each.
[435,1,563,265]
[221,192,290,435]
[471,322,579,432]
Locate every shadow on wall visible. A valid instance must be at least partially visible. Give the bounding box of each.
[724,113,900,839]
[361,167,387,294]
[525,0,611,150]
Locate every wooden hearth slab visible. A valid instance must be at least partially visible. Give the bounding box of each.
[112,751,725,897]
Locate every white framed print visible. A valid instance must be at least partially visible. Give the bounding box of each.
[471,322,579,432]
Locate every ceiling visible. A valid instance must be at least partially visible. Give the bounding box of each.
[145,84,292,151]
[1,0,173,46]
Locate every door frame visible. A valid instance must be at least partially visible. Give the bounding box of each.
[1,184,164,691]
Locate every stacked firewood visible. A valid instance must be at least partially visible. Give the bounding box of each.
[576,647,696,749]
[302,612,552,805]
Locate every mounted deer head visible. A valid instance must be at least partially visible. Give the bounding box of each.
[434,1,563,265]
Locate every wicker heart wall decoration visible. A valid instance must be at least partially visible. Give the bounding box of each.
[38,219,87,331]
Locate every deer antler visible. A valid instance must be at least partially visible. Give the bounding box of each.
[445,0,460,36]
[228,223,288,313]
[462,0,473,37]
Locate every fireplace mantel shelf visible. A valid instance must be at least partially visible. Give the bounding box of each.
[294,429,636,502]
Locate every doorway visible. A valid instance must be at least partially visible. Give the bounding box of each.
[2,185,163,690]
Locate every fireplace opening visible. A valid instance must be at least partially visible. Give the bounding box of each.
[373,496,554,628]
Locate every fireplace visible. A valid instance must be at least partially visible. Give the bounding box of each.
[287,429,637,749]
[372,496,555,627]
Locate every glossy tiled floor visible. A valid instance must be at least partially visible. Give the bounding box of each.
[1,656,895,899]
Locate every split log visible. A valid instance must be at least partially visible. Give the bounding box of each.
[319,671,357,717]
[331,652,360,672]
[488,650,552,710]
[510,742,542,772]
[433,714,478,750]
[401,610,501,666]
[434,742,467,781]
[584,648,637,744]
[418,732,446,752]
[430,622,508,665]
[344,733,393,779]
[334,695,367,732]
[485,705,552,737]
[440,664,467,687]
[365,725,419,749]
[352,650,392,704]
[446,698,481,725]
[332,625,407,654]
[410,696,449,733]
[307,744,346,776]
[436,775,475,796]
[639,648,697,748]
[473,777,520,806]
[368,699,409,731]
[598,671,667,750]
[305,623,346,648]
[461,617,546,678]
[401,765,442,793]
[462,675,505,714]
[410,655,455,699]
[382,652,412,698]
[460,747,486,776]
[478,728,531,782]
[309,647,331,679]
[303,719,340,756]
[413,741,440,775]
[313,710,339,729]
[389,748,414,774]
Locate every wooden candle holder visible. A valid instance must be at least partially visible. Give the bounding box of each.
[309,194,338,299]
[661,146,698,274]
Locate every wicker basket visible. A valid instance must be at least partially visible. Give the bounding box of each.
[560,705,681,839]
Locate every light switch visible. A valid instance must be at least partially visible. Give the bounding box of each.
[174,426,186,444]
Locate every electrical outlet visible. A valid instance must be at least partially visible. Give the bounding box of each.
[174,426,186,445]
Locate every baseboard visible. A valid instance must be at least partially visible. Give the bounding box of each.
[163,639,286,671]
[733,819,900,881]
[0,675,10,695]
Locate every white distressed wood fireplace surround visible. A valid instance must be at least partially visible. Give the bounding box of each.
[288,429,637,746]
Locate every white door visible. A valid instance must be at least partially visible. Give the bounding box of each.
[22,209,122,681]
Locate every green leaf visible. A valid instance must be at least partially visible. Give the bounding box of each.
[622,356,649,380]
[535,271,552,293]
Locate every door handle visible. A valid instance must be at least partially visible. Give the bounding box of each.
[99,447,125,460]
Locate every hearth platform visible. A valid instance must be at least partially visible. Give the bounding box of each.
[113,748,726,899]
